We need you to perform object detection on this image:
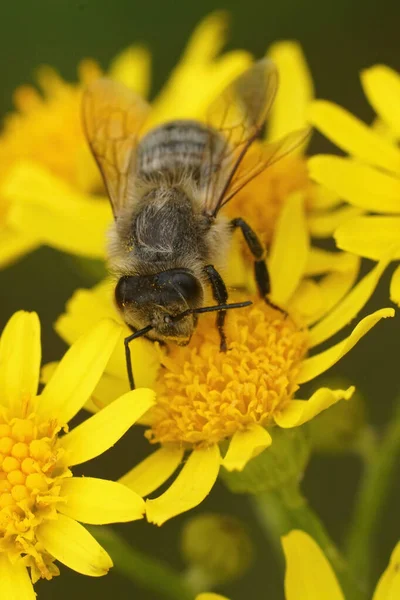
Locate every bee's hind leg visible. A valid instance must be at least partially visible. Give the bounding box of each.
[204,264,228,352]
[230,218,286,315]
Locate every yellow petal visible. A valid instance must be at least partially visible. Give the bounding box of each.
[56,281,117,345]
[85,370,131,413]
[304,268,360,327]
[5,162,110,258]
[309,258,389,347]
[267,41,313,143]
[148,13,251,127]
[44,366,131,418]
[59,477,145,523]
[196,595,230,600]
[0,227,39,268]
[361,65,400,138]
[146,445,221,525]
[274,387,354,428]
[308,205,364,238]
[289,260,360,328]
[55,282,160,389]
[282,530,345,600]
[269,192,309,305]
[308,100,400,173]
[0,311,40,413]
[309,155,400,213]
[120,446,184,496]
[311,184,341,211]
[373,541,400,600]
[0,554,35,600]
[298,308,395,384]
[181,11,228,63]
[60,388,155,466]
[335,216,400,260]
[221,424,272,471]
[305,248,359,276]
[39,319,122,424]
[36,513,112,577]
[287,279,324,324]
[149,51,251,127]
[372,117,399,144]
[108,45,151,97]
[390,265,400,306]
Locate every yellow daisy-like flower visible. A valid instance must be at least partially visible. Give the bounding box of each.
[283,530,400,600]
[51,191,393,525]
[308,64,400,304]
[1,12,336,269]
[0,311,154,597]
[0,45,149,264]
[197,530,400,600]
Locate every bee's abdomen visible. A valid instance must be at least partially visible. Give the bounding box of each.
[136,120,220,183]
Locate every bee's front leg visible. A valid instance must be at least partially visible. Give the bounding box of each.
[204,264,228,352]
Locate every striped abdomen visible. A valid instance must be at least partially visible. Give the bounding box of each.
[135,120,223,185]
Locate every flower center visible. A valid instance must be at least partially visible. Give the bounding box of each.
[0,414,69,581]
[146,301,309,448]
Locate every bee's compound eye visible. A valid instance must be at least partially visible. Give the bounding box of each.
[164,315,172,325]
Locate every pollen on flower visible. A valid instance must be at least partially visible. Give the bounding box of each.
[0,414,70,582]
[146,300,309,448]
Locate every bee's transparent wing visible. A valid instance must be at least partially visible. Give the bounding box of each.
[82,78,150,217]
[200,58,310,216]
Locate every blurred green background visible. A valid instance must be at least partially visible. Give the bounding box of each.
[1,0,400,598]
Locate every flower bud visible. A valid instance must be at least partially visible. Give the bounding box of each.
[181,513,253,587]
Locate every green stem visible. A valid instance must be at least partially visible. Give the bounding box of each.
[346,397,400,587]
[89,526,193,600]
[253,485,366,600]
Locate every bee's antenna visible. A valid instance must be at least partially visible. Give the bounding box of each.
[124,324,153,390]
[172,300,252,323]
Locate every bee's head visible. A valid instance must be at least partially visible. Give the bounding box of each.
[115,269,204,343]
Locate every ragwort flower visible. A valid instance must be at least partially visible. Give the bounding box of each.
[195,530,400,600]
[0,311,154,597]
[51,193,393,525]
[308,64,400,304]
[283,530,400,600]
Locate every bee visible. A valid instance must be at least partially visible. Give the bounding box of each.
[82,59,308,389]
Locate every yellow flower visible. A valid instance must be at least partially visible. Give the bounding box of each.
[283,530,400,600]
[308,64,400,304]
[196,530,400,600]
[1,12,335,268]
[51,191,393,525]
[0,45,149,265]
[0,311,154,597]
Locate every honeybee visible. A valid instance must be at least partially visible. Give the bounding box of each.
[82,59,308,389]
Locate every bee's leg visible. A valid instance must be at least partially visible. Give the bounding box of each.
[124,334,136,390]
[230,217,285,313]
[124,324,154,390]
[204,264,228,352]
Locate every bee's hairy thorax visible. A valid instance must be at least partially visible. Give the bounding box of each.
[107,120,231,280]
